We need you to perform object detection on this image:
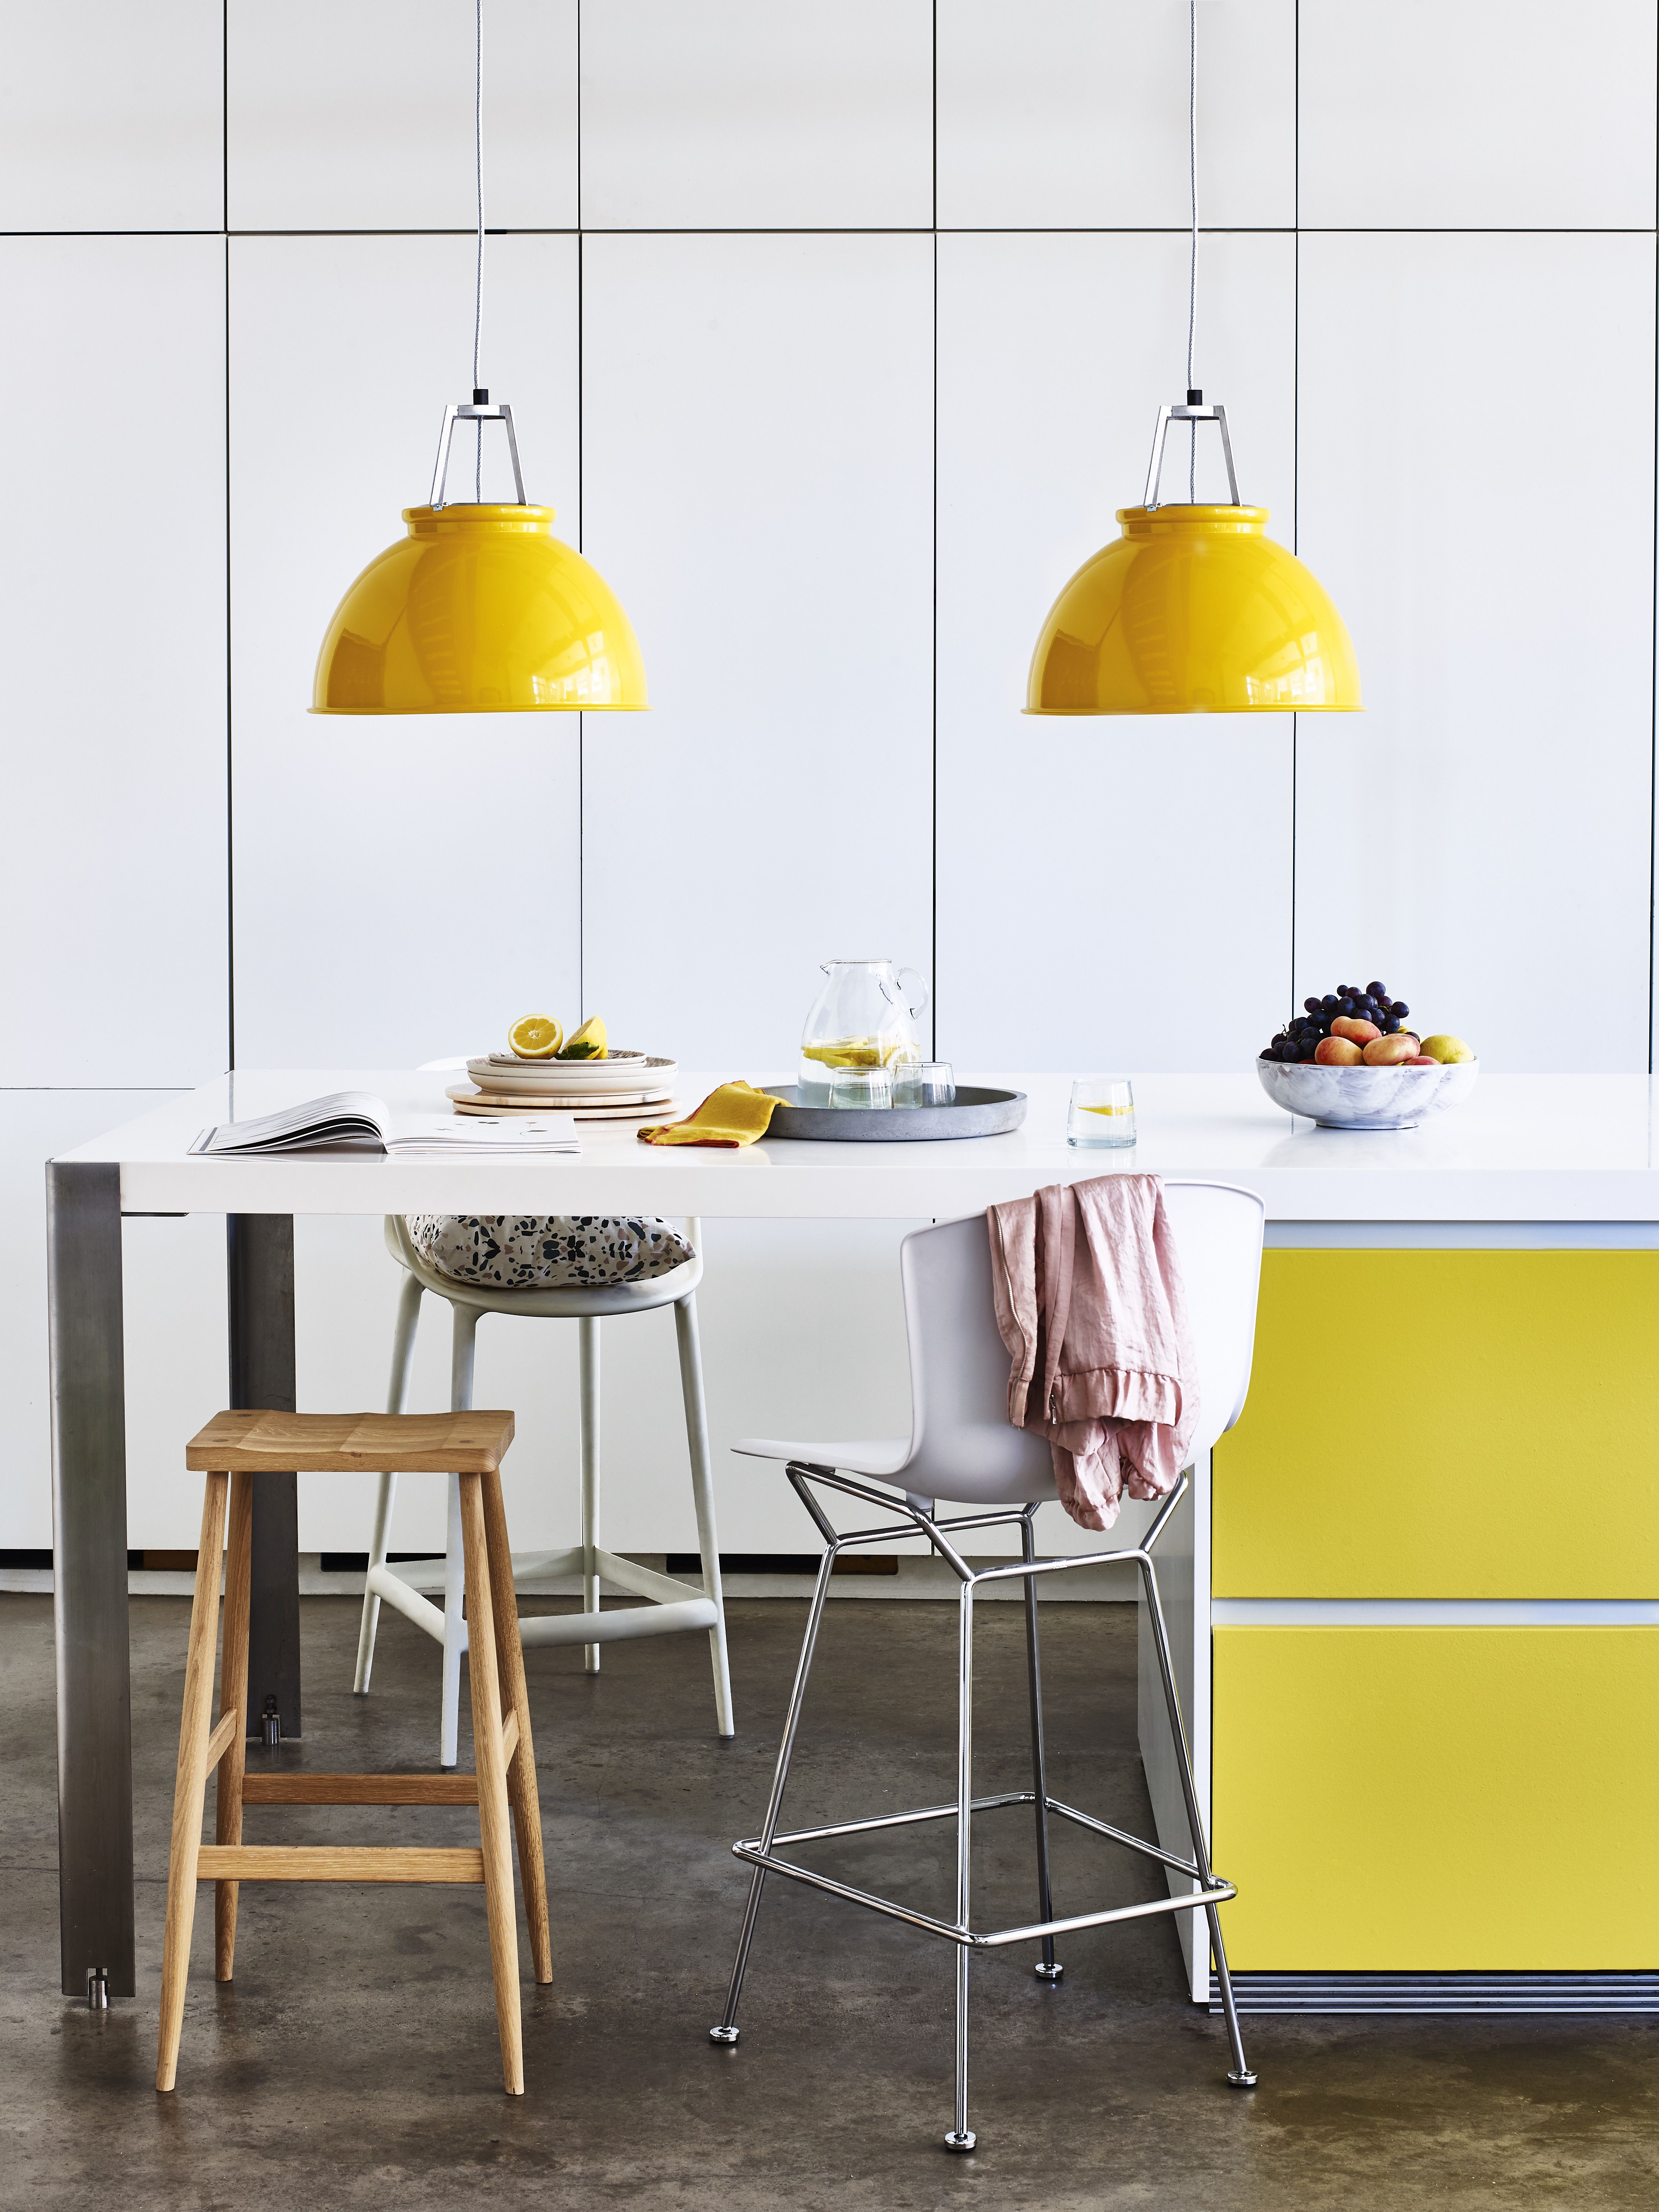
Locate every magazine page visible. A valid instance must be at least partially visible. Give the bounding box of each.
[381,1113,578,1154]
[191,1092,389,1155]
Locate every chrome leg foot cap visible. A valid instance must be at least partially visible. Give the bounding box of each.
[708,2025,740,2046]
[944,2131,977,2154]
[1227,2069,1258,2090]
[1034,1961,1064,1982]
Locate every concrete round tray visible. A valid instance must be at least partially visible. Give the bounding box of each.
[761,1084,1027,1142]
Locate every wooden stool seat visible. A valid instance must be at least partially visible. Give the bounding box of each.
[186,1407,515,1474]
[156,1409,551,2097]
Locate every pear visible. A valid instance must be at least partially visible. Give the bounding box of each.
[1419,1034,1474,1064]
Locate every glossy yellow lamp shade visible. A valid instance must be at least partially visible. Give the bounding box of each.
[313,503,647,714]
[1026,504,1361,715]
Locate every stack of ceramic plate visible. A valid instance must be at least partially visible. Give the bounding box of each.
[447,1052,680,1123]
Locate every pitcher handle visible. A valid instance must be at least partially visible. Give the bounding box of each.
[894,965,929,1020]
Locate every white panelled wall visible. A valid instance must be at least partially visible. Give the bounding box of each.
[2,3,1656,1562]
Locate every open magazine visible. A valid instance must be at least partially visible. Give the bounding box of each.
[190,1090,579,1158]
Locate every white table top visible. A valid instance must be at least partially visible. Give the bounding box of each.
[51,1069,1659,1223]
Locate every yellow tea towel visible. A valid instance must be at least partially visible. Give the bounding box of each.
[638,1080,785,1146]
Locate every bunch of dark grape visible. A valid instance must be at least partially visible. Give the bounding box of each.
[1261,981,1412,1063]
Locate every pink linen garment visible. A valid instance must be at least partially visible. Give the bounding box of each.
[986,1175,1199,1531]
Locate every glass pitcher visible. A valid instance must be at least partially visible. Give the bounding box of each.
[799,960,930,1105]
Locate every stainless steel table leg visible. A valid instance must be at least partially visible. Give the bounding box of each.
[48,1160,134,1999]
[228,1214,300,1740]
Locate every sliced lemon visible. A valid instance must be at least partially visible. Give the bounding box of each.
[508,1013,564,1060]
[559,1014,608,1061]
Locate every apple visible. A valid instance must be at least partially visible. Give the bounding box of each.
[1315,1036,1365,1066]
[1330,1016,1381,1046]
[1362,1034,1417,1066]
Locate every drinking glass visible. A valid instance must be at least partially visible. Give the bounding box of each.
[1068,1076,1136,1147]
[830,1065,894,1109]
[894,1060,956,1107]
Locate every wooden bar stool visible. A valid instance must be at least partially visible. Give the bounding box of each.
[156,1409,552,2097]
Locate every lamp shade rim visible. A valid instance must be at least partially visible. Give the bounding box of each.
[309,701,650,715]
[1022,702,1362,716]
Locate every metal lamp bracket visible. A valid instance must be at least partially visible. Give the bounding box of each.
[429,389,527,509]
[1143,391,1240,509]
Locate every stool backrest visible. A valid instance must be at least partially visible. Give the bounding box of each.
[897,1180,1265,1506]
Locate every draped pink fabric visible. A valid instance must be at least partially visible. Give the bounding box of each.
[986,1175,1199,1532]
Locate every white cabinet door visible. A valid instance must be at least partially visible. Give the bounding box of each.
[1299,0,1658,229]
[227,0,577,232]
[580,0,933,229]
[0,237,229,1087]
[937,0,1296,231]
[227,233,584,1068]
[1294,233,1656,1070]
[936,231,1298,1073]
[580,233,934,1068]
[0,0,222,231]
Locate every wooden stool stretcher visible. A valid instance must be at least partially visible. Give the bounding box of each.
[156,1410,551,2096]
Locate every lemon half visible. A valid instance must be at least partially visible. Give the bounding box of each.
[560,1015,608,1061]
[509,1014,564,1060]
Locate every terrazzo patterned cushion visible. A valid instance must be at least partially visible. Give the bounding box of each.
[408,1214,695,1289]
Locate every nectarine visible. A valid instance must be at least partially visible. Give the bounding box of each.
[1315,1036,1365,1066]
[1362,1034,1417,1066]
[1404,1054,1438,1066]
[1330,1016,1381,1046]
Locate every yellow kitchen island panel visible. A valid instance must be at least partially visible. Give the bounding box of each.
[1212,1250,1659,1597]
[1212,1625,1659,1970]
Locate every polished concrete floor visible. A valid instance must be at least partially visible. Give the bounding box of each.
[3,1589,1656,2210]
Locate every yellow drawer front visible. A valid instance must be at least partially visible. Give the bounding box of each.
[1213,1249,1659,1598]
[1213,1626,1659,1970]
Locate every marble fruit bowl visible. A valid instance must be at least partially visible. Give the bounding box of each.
[1256,1054,1478,1131]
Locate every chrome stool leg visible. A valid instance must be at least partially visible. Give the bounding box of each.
[710,1545,838,2044]
[579,1315,601,1675]
[1138,1549,1257,2089]
[354,1273,423,1697]
[1020,1507,1063,1985]
[944,1579,977,2153]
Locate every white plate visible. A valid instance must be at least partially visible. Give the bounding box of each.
[467,1050,666,1091]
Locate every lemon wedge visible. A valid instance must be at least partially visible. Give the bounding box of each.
[560,1015,607,1061]
[508,1014,564,1060]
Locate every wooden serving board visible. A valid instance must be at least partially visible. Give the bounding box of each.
[450,1095,682,1124]
[448,1081,673,1110]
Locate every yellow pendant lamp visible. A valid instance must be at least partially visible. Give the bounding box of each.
[1025,7,1359,717]
[312,5,646,716]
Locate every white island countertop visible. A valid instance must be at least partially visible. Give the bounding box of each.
[53,1070,1659,1225]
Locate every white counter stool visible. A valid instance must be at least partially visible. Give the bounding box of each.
[708,1181,1266,2152]
[353,1214,733,1767]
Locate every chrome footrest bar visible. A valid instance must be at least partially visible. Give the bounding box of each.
[1046,1797,1205,1882]
[759,1791,1037,1850]
[730,1839,1232,1950]
[754,1792,1207,1886]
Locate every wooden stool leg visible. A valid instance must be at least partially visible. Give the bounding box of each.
[459,1473,524,2095]
[156,1472,230,2093]
[215,1471,253,1981]
[480,1465,552,1986]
